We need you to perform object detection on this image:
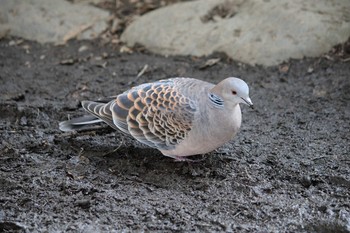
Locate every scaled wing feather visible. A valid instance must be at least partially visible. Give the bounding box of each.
[111,80,197,150]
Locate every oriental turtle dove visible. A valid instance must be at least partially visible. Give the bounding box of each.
[59,77,253,160]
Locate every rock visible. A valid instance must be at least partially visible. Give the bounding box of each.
[0,0,110,44]
[0,24,10,39]
[121,0,350,66]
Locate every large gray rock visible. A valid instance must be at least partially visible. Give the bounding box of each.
[0,0,110,43]
[121,0,350,66]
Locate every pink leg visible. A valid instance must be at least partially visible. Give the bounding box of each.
[173,156,206,162]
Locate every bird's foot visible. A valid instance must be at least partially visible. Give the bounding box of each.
[173,156,205,163]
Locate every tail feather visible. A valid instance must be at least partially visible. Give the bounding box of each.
[59,115,104,132]
[59,100,120,132]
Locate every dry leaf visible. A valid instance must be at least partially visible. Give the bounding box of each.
[199,58,220,69]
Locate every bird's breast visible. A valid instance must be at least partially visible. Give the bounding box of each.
[205,104,242,143]
[161,104,242,157]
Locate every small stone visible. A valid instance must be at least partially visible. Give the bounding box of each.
[78,45,89,52]
[300,175,312,188]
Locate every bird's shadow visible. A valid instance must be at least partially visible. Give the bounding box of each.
[59,129,235,192]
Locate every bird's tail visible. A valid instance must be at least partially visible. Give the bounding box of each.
[59,115,104,132]
[59,100,118,132]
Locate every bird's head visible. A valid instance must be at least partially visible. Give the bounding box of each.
[211,77,253,108]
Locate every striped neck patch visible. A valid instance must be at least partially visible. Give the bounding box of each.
[208,93,224,108]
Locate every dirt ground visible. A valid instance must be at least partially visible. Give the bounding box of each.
[0,35,350,232]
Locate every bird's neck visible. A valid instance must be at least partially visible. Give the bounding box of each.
[208,92,224,109]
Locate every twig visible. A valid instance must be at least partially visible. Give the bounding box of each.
[102,138,124,157]
[128,64,149,85]
[312,156,328,161]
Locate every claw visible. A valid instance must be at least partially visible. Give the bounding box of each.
[173,156,205,163]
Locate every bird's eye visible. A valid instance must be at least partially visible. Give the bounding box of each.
[232,90,237,95]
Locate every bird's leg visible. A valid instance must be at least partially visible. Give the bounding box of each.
[174,156,194,162]
[166,155,206,162]
[163,153,206,162]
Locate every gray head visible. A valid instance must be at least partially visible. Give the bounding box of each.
[211,77,253,108]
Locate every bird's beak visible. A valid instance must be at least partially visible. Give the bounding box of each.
[241,97,254,109]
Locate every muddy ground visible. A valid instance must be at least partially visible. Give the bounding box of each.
[0,36,349,232]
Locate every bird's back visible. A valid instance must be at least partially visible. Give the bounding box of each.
[82,78,214,151]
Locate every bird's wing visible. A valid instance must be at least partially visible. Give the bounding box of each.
[84,80,197,150]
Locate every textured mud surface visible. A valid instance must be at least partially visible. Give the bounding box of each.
[0,38,349,232]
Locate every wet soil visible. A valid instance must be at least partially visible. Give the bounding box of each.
[0,38,349,232]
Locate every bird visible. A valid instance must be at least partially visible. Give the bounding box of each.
[59,77,253,160]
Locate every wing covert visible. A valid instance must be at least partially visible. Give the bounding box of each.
[111,80,197,150]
